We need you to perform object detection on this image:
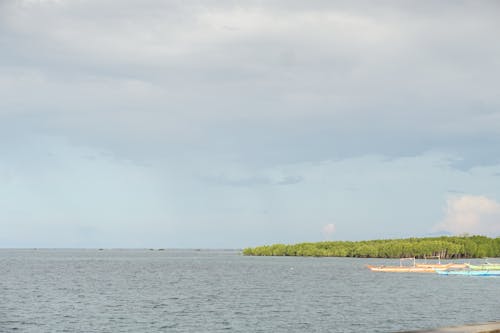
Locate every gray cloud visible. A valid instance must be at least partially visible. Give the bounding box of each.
[1,0,500,170]
[276,175,303,186]
[202,174,303,187]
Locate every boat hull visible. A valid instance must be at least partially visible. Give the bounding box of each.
[366,265,436,273]
[466,264,500,270]
[437,269,500,276]
[416,263,467,269]
[367,262,467,273]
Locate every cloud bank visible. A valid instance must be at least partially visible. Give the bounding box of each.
[1,0,500,169]
[1,1,500,247]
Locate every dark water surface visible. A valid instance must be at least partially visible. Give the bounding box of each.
[1,249,499,332]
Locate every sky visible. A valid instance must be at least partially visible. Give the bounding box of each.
[1,0,500,248]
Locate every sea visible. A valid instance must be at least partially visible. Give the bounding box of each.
[1,249,499,333]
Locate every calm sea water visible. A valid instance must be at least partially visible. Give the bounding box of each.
[1,249,499,332]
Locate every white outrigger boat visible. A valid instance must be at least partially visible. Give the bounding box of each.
[367,257,466,273]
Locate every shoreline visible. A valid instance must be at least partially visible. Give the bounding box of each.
[400,321,500,332]
[243,236,500,259]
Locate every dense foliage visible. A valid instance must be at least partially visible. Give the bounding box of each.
[242,236,500,258]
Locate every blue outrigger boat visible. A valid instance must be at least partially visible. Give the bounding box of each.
[436,269,500,276]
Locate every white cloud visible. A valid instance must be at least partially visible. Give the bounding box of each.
[322,223,336,239]
[433,195,500,237]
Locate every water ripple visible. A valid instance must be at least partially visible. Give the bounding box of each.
[1,250,499,332]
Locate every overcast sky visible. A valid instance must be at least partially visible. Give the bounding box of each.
[1,0,500,248]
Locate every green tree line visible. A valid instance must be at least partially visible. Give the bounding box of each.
[242,236,500,258]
